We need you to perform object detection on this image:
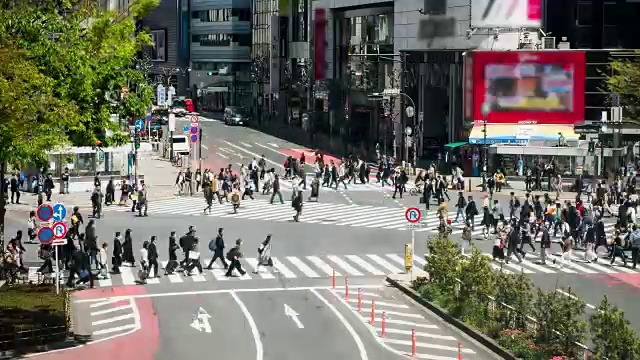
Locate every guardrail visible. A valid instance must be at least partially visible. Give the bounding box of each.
[452,278,598,359]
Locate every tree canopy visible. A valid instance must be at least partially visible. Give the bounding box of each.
[605,54,640,121]
[0,0,158,149]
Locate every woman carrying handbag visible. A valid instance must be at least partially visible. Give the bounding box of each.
[253,235,275,274]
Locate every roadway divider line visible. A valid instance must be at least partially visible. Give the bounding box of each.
[555,289,598,311]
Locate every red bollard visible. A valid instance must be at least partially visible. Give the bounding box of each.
[411,328,416,357]
[370,299,375,324]
[345,277,349,300]
[357,288,362,312]
[458,341,462,359]
[381,311,386,337]
[332,269,336,289]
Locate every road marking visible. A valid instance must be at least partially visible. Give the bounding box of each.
[284,303,304,329]
[345,298,409,309]
[161,261,184,283]
[286,256,320,277]
[244,258,276,279]
[93,323,137,336]
[91,304,132,316]
[75,285,384,302]
[201,145,209,150]
[92,313,135,326]
[310,289,369,360]
[384,339,475,353]
[383,328,456,340]
[345,255,385,275]
[366,254,402,274]
[268,143,278,147]
[231,292,264,360]
[224,141,282,169]
[255,142,287,156]
[240,142,253,148]
[555,289,598,310]
[272,257,297,278]
[119,266,137,285]
[307,256,340,276]
[90,298,125,308]
[328,255,363,276]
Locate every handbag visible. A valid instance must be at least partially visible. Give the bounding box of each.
[188,251,200,260]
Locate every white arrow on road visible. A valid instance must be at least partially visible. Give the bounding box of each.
[284,304,304,329]
[190,307,212,333]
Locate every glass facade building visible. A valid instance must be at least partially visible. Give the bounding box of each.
[189,0,253,112]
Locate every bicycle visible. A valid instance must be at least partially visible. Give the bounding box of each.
[409,187,423,196]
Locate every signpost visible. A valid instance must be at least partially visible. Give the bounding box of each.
[52,203,67,222]
[49,204,67,294]
[405,207,422,281]
[38,227,54,245]
[135,119,145,131]
[37,204,53,222]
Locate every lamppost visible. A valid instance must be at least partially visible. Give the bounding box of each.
[251,55,269,126]
[481,102,491,192]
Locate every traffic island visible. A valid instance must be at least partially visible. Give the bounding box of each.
[0,283,86,359]
[386,273,517,360]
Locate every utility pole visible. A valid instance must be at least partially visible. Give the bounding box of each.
[198,128,203,173]
[307,2,314,135]
[134,127,139,186]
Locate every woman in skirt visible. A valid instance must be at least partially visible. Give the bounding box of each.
[253,235,275,274]
[492,220,507,261]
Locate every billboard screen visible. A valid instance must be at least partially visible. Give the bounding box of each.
[471,51,586,124]
[471,0,541,28]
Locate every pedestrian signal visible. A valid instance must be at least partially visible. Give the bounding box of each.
[588,141,595,153]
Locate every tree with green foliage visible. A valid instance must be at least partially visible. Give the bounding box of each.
[590,295,640,359]
[532,287,587,357]
[0,46,80,249]
[604,55,640,120]
[0,0,158,251]
[0,0,158,147]
[423,235,461,292]
[493,271,534,332]
[455,246,495,327]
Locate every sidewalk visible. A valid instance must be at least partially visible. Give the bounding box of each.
[4,154,178,214]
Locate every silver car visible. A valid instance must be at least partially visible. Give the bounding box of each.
[224,106,249,126]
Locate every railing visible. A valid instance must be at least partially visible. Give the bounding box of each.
[0,324,67,353]
[453,278,598,360]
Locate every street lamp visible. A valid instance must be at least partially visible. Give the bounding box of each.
[481,102,491,192]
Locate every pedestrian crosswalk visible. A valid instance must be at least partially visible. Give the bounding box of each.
[278,176,412,192]
[33,250,640,289]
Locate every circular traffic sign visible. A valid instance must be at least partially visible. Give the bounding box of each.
[405,207,421,223]
[38,227,54,245]
[190,115,199,123]
[190,134,198,142]
[52,222,68,239]
[37,204,53,222]
[190,126,198,135]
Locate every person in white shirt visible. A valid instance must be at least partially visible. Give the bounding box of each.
[138,241,149,284]
[98,243,110,279]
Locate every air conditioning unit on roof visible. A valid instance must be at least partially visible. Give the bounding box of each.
[542,37,556,49]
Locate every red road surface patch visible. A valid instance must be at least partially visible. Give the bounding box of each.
[280,148,342,165]
[585,273,640,289]
[31,286,159,360]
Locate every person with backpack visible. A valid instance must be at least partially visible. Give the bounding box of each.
[225,238,246,277]
[206,228,228,270]
[165,233,180,275]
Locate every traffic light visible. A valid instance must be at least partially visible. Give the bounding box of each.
[588,141,595,153]
[134,131,140,149]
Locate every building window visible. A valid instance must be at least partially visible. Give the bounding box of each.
[232,8,251,21]
[603,2,616,26]
[192,34,231,46]
[192,9,232,22]
[577,1,593,26]
[150,29,166,61]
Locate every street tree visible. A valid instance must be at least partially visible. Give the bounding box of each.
[589,295,640,359]
[0,46,80,250]
[0,0,158,147]
[532,287,587,357]
[455,246,494,326]
[493,271,534,332]
[422,235,461,300]
[604,56,640,120]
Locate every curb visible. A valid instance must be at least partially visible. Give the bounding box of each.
[385,276,517,360]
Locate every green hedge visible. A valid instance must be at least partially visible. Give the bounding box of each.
[412,235,640,359]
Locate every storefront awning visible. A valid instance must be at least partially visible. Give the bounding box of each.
[445,142,468,149]
[468,124,579,145]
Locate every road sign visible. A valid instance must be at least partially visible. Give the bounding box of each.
[190,126,198,135]
[52,222,68,239]
[183,125,189,132]
[191,122,199,128]
[52,203,67,222]
[190,134,198,143]
[190,115,199,123]
[52,238,67,246]
[405,207,421,223]
[38,227,54,245]
[135,119,145,131]
[37,204,53,222]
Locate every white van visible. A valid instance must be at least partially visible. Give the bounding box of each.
[168,134,190,157]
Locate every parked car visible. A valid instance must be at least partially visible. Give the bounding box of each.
[224,106,249,126]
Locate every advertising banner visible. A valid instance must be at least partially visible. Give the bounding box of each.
[471,0,541,28]
[469,50,586,125]
[269,15,280,94]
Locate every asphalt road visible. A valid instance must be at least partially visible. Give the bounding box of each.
[66,285,499,360]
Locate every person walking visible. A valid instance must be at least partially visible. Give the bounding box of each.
[253,235,275,274]
[225,238,246,277]
[148,236,160,278]
[206,228,228,270]
[111,231,122,274]
[164,232,180,275]
[122,229,135,266]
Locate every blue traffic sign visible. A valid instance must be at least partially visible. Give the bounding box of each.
[190,134,198,142]
[183,125,190,132]
[37,204,53,222]
[135,119,145,130]
[190,126,198,135]
[38,227,54,245]
[52,203,67,222]
[146,109,152,121]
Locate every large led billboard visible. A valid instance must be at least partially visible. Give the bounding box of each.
[471,0,542,28]
[466,51,586,124]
